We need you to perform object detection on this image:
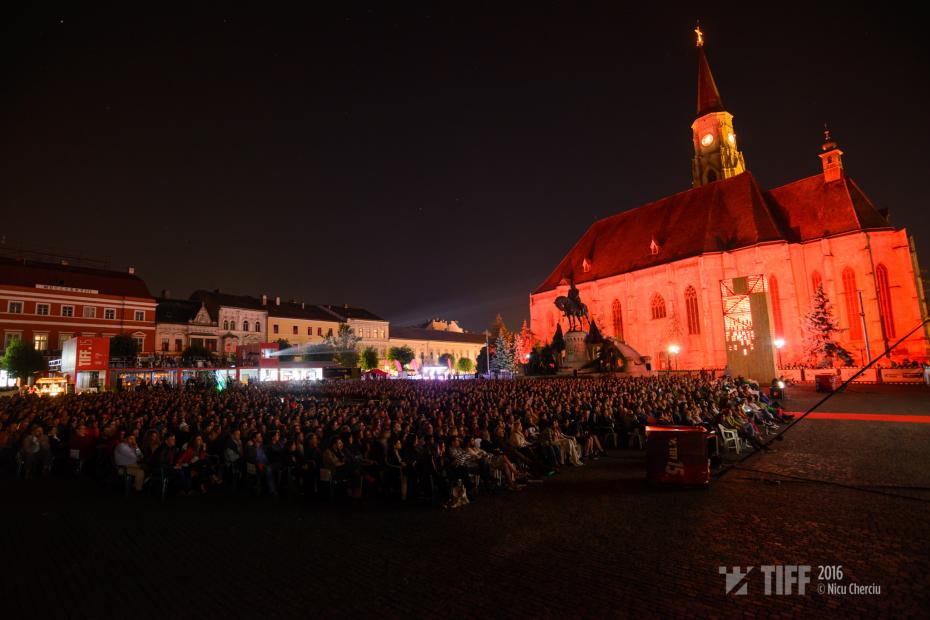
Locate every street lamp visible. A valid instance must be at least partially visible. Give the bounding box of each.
[774,338,785,368]
[667,344,680,373]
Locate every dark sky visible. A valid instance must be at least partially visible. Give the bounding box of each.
[3,2,928,332]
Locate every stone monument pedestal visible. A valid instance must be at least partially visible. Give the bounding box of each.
[562,330,589,370]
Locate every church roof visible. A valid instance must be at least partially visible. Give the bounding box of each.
[533,171,892,295]
[697,46,725,117]
[764,174,891,241]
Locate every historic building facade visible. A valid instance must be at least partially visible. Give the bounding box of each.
[155,298,219,355]
[530,32,929,370]
[388,323,485,367]
[188,291,268,355]
[0,257,156,356]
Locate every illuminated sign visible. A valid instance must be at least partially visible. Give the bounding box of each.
[36,283,99,294]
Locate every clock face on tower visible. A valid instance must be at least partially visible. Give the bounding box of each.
[701,133,715,147]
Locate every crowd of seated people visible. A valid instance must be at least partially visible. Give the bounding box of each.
[0,374,792,504]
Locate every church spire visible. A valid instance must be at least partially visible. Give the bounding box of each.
[690,25,746,187]
[695,25,724,117]
[819,123,844,183]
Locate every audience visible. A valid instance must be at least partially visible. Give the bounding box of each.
[0,374,792,504]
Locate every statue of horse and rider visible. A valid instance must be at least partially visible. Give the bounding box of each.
[554,279,590,332]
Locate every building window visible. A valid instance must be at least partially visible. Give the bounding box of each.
[59,333,73,348]
[104,308,117,320]
[36,303,50,316]
[684,286,701,335]
[769,275,784,338]
[841,267,862,340]
[273,324,279,334]
[255,323,261,332]
[34,333,48,351]
[133,335,145,352]
[611,299,623,340]
[811,271,823,293]
[134,310,145,321]
[229,321,236,331]
[83,306,96,318]
[161,338,170,352]
[650,294,667,320]
[307,326,312,335]
[318,327,323,336]
[292,325,298,335]
[174,338,183,352]
[875,263,895,339]
[327,328,333,337]
[4,331,22,348]
[243,320,249,331]
[8,301,24,314]
[649,239,660,256]
[223,320,229,330]
[61,305,74,317]
[582,258,591,273]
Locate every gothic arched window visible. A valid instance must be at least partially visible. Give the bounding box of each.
[611,299,624,340]
[842,268,862,340]
[811,271,823,293]
[651,294,667,320]
[684,286,700,335]
[769,275,784,338]
[876,263,895,338]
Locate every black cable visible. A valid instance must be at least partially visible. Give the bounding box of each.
[724,464,930,504]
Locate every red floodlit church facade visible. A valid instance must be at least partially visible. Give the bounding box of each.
[530,30,930,370]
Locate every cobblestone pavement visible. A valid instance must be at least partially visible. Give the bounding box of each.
[2,385,929,619]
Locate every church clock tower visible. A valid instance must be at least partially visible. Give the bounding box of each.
[690,26,746,187]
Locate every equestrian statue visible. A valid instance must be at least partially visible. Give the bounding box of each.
[554,279,590,332]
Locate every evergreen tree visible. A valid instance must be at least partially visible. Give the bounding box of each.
[551,323,565,355]
[585,320,604,345]
[803,284,854,367]
[515,320,535,362]
[492,333,516,372]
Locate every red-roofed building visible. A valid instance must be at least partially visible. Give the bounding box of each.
[530,34,929,371]
[0,256,156,357]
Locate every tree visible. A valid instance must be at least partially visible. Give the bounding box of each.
[1,340,47,383]
[551,323,566,366]
[360,346,379,371]
[109,334,139,359]
[488,313,509,342]
[326,324,361,367]
[438,352,455,369]
[515,320,535,363]
[181,344,214,363]
[476,346,490,375]
[803,284,854,367]
[492,332,517,373]
[387,345,415,368]
[455,357,475,374]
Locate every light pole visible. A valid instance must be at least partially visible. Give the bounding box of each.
[774,338,785,368]
[484,330,491,377]
[667,344,680,373]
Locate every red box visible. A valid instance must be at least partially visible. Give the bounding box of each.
[645,425,712,486]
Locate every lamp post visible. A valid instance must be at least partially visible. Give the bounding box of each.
[774,338,785,368]
[667,344,680,373]
[484,330,491,378]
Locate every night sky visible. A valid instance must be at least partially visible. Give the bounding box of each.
[3,3,928,332]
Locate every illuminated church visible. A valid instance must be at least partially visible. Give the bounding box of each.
[530,29,930,370]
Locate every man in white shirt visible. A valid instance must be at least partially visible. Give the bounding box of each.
[114,435,145,491]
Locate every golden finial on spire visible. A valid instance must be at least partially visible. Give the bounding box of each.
[694,22,704,47]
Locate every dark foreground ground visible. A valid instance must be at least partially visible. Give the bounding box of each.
[2,384,929,619]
